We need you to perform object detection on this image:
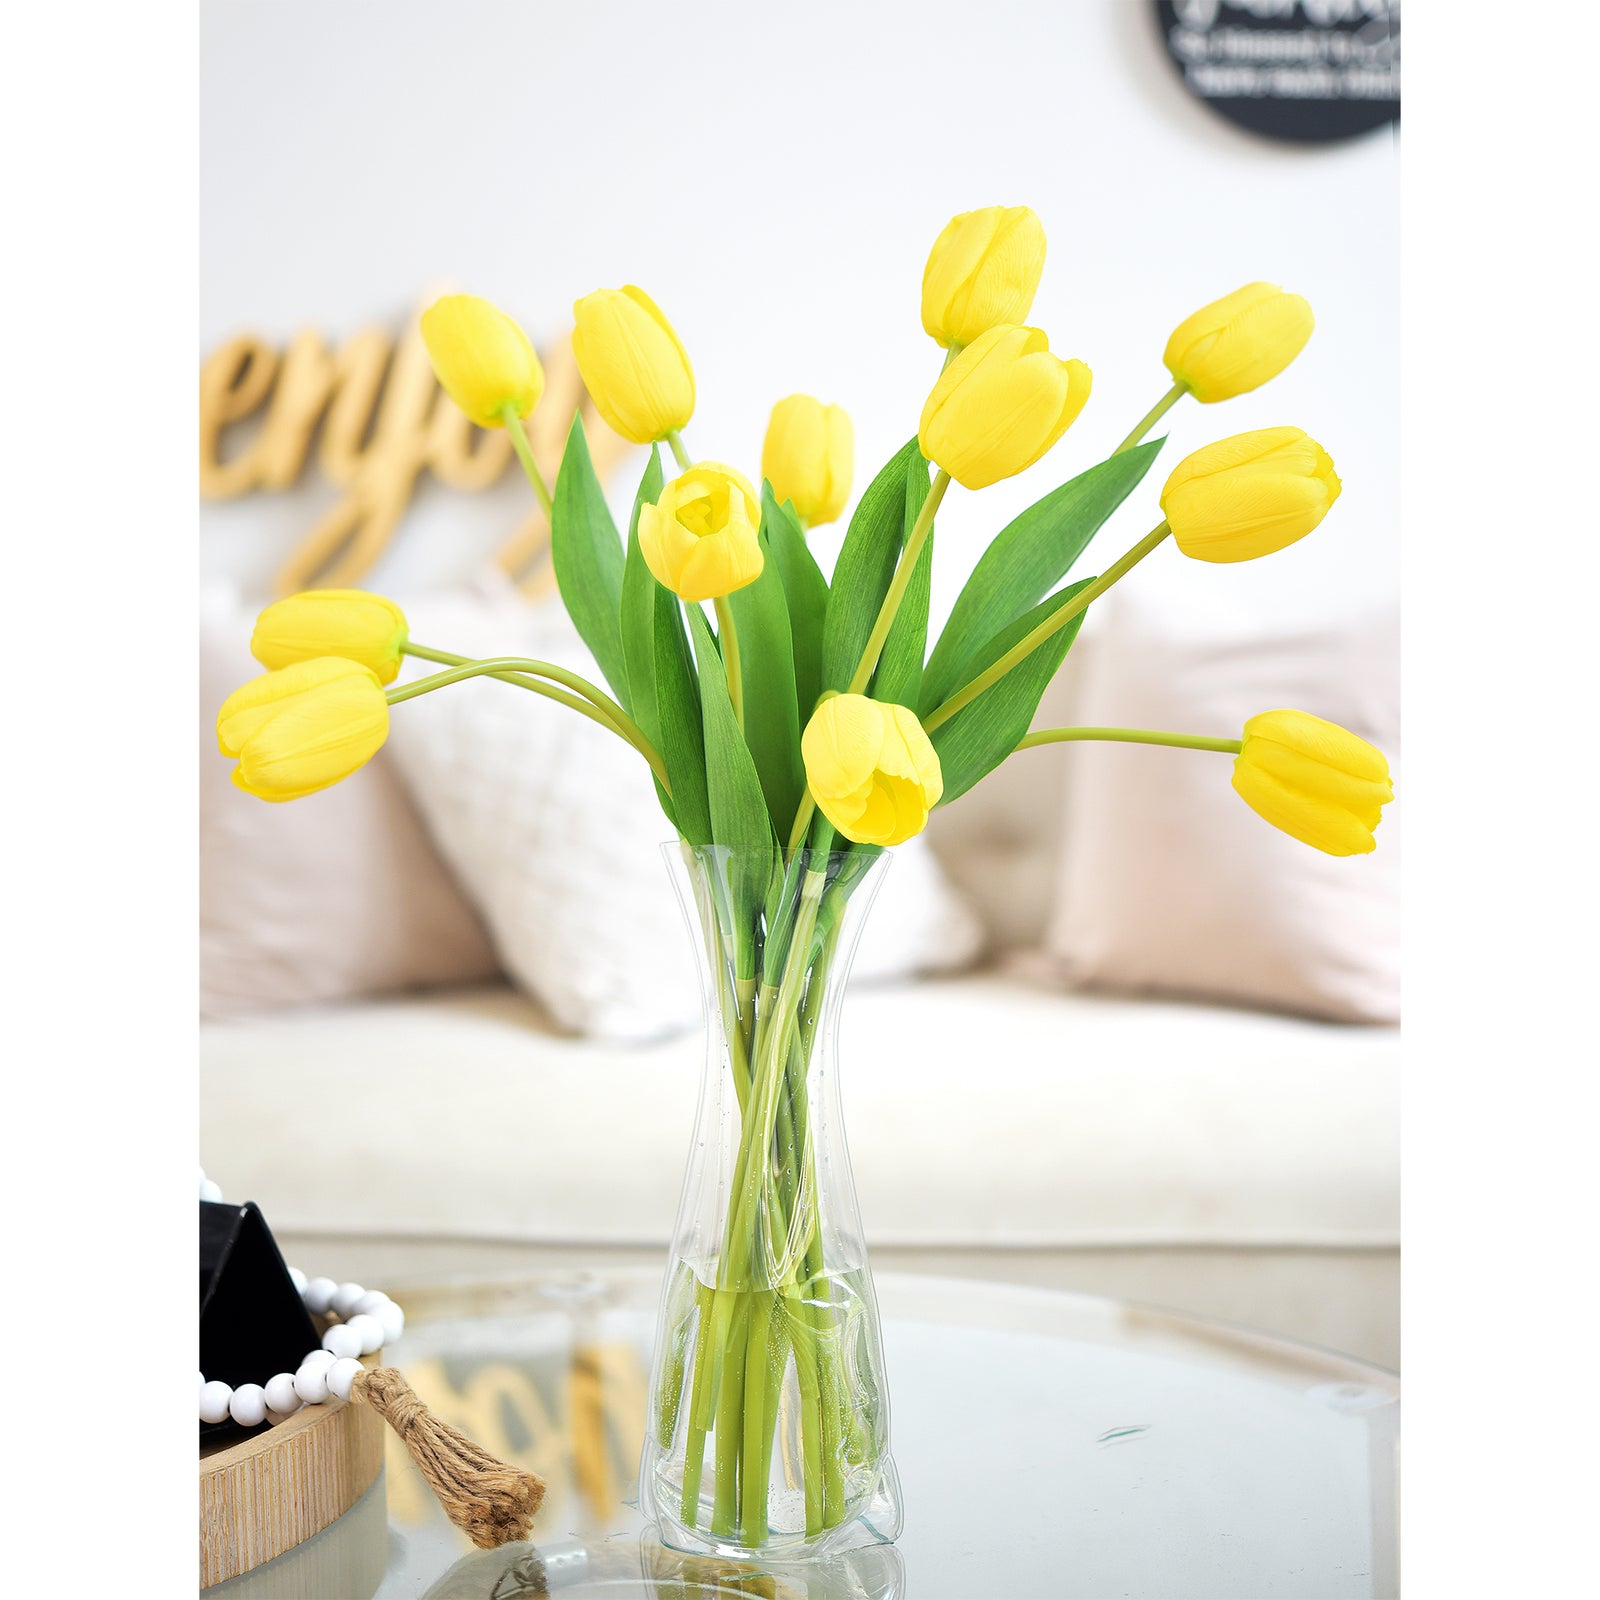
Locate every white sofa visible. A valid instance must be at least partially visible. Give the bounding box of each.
[199,692,1399,1369]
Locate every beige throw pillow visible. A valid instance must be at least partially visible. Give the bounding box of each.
[200,587,501,1018]
[1044,593,1400,1023]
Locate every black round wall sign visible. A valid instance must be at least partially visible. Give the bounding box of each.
[1152,1,1400,145]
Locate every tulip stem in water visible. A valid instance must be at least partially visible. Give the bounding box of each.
[390,652,672,791]
[665,429,694,473]
[1114,383,1186,455]
[924,522,1173,732]
[713,596,744,728]
[1015,725,1242,755]
[502,406,555,518]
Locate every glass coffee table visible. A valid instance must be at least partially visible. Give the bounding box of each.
[205,1268,1399,1599]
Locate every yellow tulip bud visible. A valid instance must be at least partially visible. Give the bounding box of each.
[1233,710,1393,856]
[1164,282,1314,404]
[638,462,763,602]
[250,590,409,686]
[921,205,1047,350]
[571,286,695,444]
[801,694,944,847]
[419,294,545,428]
[217,658,389,803]
[919,325,1092,491]
[761,395,854,527]
[1160,427,1340,563]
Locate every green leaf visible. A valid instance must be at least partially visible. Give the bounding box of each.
[686,605,777,950]
[620,446,666,746]
[819,437,923,693]
[929,577,1096,806]
[727,533,804,838]
[873,451,934,708]
[654,598,710,846]
[551,414,629,705]
[920,439,1164,714]
[762,487,828,723]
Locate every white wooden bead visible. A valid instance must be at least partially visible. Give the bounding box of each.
[200,1179,223,1203]
[326,1357,364,1401]
[374,1301,405,1343]
[263,1373,299,1414]
[266,1405,300,1427]
[292,1364,330,1404]
[352,1290,390,1317]
[330,1282,366,1319]
[299,1348,337,1374]
[287,1266,308,1294]
[229,1384,267,1427]
[344,1313,383,1355]
[321,1323,363,1359]
[199,1380,233,1424]
[303,1277,337,1314]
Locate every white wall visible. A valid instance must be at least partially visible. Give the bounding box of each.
[201,0,1397,633]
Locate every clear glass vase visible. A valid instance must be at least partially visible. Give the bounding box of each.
[639,843,904,1560]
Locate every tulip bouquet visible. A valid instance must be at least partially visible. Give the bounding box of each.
[215,205,1393,1557]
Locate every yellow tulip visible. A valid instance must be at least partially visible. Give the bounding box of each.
[1164,282,1314,403]
[217,658,389,802]
[639,462,763,602]
[919,325,1092,490]
[419,294,545,428]
[1160,427,1340,563]
[761,395,853,526]
[571,286,695,444]
[250,589,409,686]
[921,205,1047,350]
[801,694,944,847]
[1233,710,1393,856]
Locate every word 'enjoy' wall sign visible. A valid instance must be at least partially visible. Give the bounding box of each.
[1153,0,1400,145]
[199,301,629,597]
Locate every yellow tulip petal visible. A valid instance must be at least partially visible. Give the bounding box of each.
[922,206,1047,349]
[1232,709,1393,856]
[1165,283,1314,403]
[1161,428,1341,563]
[251,589,409,684]
[420,294,544,428]
[919,325,1088,490]
[572,286,695,444]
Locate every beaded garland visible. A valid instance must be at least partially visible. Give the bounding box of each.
[198,1169,404,1429]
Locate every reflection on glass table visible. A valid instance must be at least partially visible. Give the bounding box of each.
[205,1269,1398,1600]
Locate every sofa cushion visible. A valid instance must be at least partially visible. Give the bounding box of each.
[199,974,1398,1250]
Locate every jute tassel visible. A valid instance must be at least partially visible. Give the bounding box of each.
[353,1366,546,1548]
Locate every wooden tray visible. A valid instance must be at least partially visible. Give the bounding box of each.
[199,1356,384,1588]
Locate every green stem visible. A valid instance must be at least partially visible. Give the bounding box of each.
[388,655,671,791]
[403,641,632,731]
[847,469,949,696]
[923,522,1172,733]
[713,595,744,728]
[665,429,693,472]
[1016,725,1242,755]
[712,1293,750,1536]
[502,406,554,517]
[678,1279,717,1522]
[1114,382,1186,455]
[740,1291,776,1544]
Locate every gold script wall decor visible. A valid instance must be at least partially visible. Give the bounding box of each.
[199,301,632,597]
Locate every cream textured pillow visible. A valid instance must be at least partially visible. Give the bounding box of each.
[384,576,984,1041]
[200,587,500,1019]
[1044,592,1400,1023]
